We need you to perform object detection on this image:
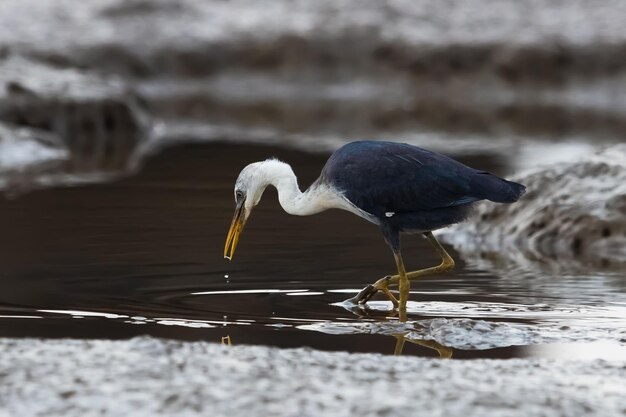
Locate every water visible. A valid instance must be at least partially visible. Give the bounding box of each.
[0,142,624,359]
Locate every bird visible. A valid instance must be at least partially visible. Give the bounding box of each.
[224,140,525,317]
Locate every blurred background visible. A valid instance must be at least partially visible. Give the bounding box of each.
[0,0,624,358]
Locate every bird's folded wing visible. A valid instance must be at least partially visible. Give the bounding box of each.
[326,143,481,216]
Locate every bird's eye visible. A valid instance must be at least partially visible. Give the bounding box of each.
[235,191,244,201]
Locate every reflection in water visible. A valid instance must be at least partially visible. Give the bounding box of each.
[2,291,625,360]
[393,334,453,358]
[192,289,309,295]
[39,309,129,319]
[301,298,626,356]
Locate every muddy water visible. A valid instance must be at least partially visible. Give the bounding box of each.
[0,142,624,359]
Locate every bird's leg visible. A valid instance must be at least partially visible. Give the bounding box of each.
[348,225,402,308]
[405,231,455,281]
[383,232,455,285]
[394,252,409,322]
[379,285,399,307]
[350,232,455,305]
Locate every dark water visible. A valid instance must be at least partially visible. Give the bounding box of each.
[1,142,624,359]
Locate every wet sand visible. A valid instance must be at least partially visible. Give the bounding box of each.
[1,337,625,417]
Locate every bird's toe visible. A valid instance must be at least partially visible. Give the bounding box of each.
[348,284,378,305]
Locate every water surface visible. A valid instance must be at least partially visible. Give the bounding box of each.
[1,142,624,359]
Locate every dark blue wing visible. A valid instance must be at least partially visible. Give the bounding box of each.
[320,141,524,218]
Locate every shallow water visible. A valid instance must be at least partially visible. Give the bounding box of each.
[0,142,624,359]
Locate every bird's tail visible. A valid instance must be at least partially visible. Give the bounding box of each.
[471,172,526,203]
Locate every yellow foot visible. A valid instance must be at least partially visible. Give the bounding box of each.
[348,275,399,307]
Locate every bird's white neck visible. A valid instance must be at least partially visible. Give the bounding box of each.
[251,159,342,216]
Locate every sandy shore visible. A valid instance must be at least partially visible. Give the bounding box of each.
[1,337,624,417]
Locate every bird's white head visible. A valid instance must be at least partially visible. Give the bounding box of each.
[224,159,293,260]
[234,161,274,211]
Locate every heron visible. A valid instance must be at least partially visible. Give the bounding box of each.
[224,141,525,316]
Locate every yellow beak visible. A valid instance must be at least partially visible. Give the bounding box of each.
[224,201,247,260]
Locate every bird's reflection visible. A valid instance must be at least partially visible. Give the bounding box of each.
[337,299,454,357]
[392,333,453,358]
